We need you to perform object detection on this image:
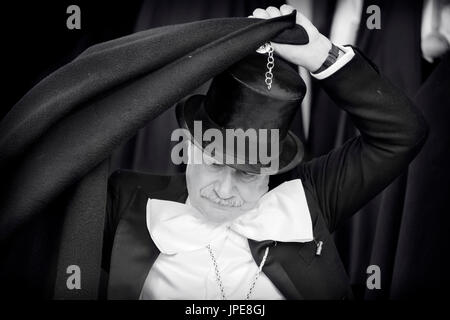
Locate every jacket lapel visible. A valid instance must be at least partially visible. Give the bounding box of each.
[107,187,159,300]
[248,239,303,300]
[107,175,188,299]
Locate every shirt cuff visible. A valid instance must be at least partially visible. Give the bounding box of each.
[310,45,355,80]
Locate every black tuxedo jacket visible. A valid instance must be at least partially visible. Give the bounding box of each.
[102,51,428,300]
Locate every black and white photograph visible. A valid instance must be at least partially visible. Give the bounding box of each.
[0,0,449,308]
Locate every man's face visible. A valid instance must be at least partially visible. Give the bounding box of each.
[186,144,270,223]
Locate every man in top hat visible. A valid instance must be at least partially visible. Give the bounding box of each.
[102,5,428,300]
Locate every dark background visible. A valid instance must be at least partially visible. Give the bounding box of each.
[1,0,449,299]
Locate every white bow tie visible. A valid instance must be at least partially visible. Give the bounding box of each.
[146,179,314,254]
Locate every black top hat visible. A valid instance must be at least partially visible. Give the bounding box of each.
[176,52,306,175]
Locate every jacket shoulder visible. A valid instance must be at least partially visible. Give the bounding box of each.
[107,169,187,216]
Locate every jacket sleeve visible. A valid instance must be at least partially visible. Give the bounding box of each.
[298,49,429,233]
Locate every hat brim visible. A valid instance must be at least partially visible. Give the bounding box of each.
[175,95,304,175]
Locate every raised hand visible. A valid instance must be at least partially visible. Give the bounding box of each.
[250,4,332,72]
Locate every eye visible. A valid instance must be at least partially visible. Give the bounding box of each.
[237,171,258,182]
[207,162,225,171]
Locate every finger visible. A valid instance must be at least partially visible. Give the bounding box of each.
[248,15,255,18]
[269,41,282,53]
[280,4,294,15]
[265,6,281,18]
[252,8,270,19]
[295,10,314,28]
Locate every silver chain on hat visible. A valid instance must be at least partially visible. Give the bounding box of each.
[265,45,275,90]
[206,244,270,300]
[256,42,275,90]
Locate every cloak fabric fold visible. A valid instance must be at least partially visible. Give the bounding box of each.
[0,12,307,298]
[53,160,109,299]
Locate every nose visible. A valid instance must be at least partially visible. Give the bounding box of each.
[215,168,234,199]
